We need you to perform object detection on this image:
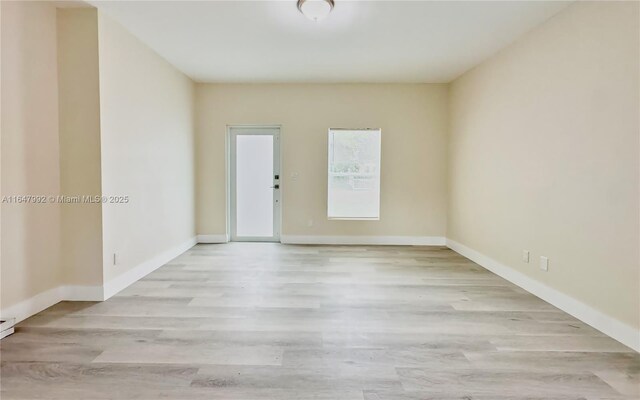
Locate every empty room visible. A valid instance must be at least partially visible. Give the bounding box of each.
[1,0,639,398]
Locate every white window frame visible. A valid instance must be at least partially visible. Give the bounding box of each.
[327,128,381,221]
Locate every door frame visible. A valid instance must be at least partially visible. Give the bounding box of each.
[227,125,282,242]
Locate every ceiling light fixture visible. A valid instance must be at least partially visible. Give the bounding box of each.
[297,0,334,22]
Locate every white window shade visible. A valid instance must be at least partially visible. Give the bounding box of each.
[327,129,381,220]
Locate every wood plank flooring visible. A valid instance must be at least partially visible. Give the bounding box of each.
[1,243,638,399]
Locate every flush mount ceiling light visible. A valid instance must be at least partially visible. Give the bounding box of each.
[297,0,335,22]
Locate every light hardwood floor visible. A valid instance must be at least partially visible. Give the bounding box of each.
[1,243,638,399]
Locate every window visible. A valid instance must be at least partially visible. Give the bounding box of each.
[327,128,381,220]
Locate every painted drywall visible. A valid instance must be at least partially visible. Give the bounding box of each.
[97,12,196,284]
[448,1,639,331]
[57,8,103,288]
[195,84,448,239]
[1,1,62,309]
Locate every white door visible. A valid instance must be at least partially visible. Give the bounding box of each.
[229,126,281,242]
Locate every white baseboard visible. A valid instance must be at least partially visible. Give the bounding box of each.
[280,235,446,246]
[62,285,105,302]
[0,286,64,324]
[103,236,197,299]
[199,234,445,246]
[197,234,229,244]
[0,318,16,340]
[0,285,104,325]
[0,238,196,325]
[446,239,640,353]
[0,327,15,339]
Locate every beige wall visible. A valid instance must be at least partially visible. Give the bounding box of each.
[448,1,639,329]
[196,84,448,238]
[57,8,103,287]
[1,1,62,308]
[97,13,196,283]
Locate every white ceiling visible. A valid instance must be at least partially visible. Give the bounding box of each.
[89,1,570,83]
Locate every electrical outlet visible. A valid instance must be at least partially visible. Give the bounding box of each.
[540,256,549,271]
[522,250,530,263]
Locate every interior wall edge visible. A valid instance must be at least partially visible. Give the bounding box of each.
[446,238,640,353]
[56,6,104,288]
